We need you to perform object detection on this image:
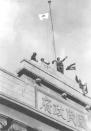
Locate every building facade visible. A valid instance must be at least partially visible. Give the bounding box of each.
[0,59,91,131]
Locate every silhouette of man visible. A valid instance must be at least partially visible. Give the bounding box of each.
[52,56,68,74]
[31,52,38,62]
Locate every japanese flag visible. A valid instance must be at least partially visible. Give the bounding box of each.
[38,13,49,21]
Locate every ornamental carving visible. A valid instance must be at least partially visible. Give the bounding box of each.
[0,115,13,131]
[8,122,27,131]
[37,91,87,131]
[0,115,7,129]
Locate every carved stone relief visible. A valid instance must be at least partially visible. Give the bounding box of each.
[0,116,7,129]
[0,115,40,131]
[8,122,27,131]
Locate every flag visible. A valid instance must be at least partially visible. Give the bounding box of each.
[38,13,49,21]
[66,63,76,70]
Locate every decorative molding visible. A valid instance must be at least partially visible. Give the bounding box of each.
[35,78,42,86]
[85,105,91,111]
[61,93,67,100]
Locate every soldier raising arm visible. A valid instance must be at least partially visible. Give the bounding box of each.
[52,56,68,74]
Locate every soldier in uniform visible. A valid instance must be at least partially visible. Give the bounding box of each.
[75,75,88,95]
[52,56,68,74]
[31,52,38,62]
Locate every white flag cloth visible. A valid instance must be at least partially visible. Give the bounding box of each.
[38,13,49,21]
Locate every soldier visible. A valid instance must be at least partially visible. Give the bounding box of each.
[41,58,50,65]
[52,56,68,74]
[82,83,88,96]
[75,75,88,95]
[31,52,38,62]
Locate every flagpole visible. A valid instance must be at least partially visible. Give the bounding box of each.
[48,0,56,60]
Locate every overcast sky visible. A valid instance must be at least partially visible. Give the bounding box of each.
[0,0,91,97]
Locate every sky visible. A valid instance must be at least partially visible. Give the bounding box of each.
[0,0,91,97]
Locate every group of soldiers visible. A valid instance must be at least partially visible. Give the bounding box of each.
[31,52,76,74]
[31,52,88,95]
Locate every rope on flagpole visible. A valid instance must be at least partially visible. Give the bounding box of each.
[48,0,56,60]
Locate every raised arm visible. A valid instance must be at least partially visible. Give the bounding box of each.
[61,56,68,62]
[52,60,56,64]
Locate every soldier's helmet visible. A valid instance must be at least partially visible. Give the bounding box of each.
[33,52,37,56]
[57,57,60,61]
